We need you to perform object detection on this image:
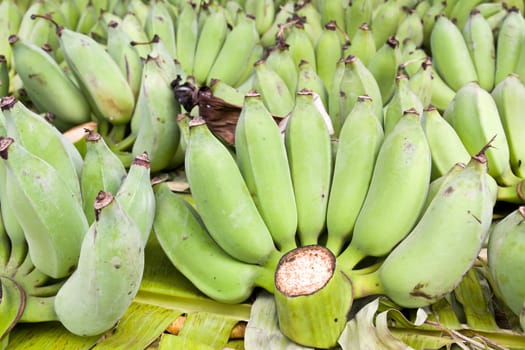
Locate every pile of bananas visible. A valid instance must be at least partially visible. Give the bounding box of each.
[1,0,525,348]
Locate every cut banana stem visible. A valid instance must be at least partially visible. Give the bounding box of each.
[274,245,353,349]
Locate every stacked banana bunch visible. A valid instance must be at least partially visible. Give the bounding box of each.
[0,92,156,340]
[1,0,525,348]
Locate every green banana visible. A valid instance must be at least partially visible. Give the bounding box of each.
[421,0,445,49]
[17,0,45,42]
[80,130,127,224]
[74,1,98,35]
[209,78,245,106]
[175,2,199,76]
[494,6,525,86]
[345,0,373,40]
[428,64,457,112]
[0,275,25,340]
[296,59,328,108]
[153,183,274,303]
[462,8,496,92]
[1,95,83,203]
[145,0,177,59]
[325,95,384,255]
[383,73,424,135]
[406,56,433,108]
[484,4,509,31]
[185,117,278,265]
[192,5,229,86]
[54,191,144,336]
[448,0,487,30]
[106,20,143,100]
[430,14,478,91]
[0,55,8,97]
[348,108,431,258]
[0,209,10,269]
[378,151,494,308]
[0,0,22,68]
[318,0,346,31]
[115,152,155,247]
[260,0,295,48]
[422,105,471,181]
[315,21,344,93]
[285,89,332,246]
[327,57,346,136]
[131,54,181,173]
[443,81,521,186]
[294,1,324,45]
[266,41,299,94]
[285,21,317,69]
[338,55,383,129]
[0,136,88,279]
[370,0,403,48]
[235,42,264,90]
[121,11,151,58]
[235,91,297,252]
[55,22,136,126]
[367,36,401,105]
[206,14,259,86]
[245,0,275,35]
[344,23,376,66]
[488,206,525,316]
[491,74,525,179]
[396,7,424,50]
[8,35,92,130]
[252,58,295,117]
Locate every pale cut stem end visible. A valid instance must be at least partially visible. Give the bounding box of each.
[274,245,353,349]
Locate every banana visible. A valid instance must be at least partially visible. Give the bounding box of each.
[421,105,471,180]
[0,0,22,68]
[245,0,275,35]
[494,6,525,86]
[81,130,127,224]
[54,191,144,336]
[396,7,424,50]
[366,36,401,105]
[345,0,373,40]
[370,0,403,49]
[338,55,383,129]
[192,5,229,86]
[515,34,525,84]
[106,20,143,100]
[406,57,433,108]
[318,0,346,31]
[0,210,10,269]
[47,22,135,127]
[59,0,81,30]
[344,23,376,66]
[294,1,324,45]
[8,35,92,130]
[17,0,45,42]
[285,89,332,246]
[378,151,494,308]
[122,11,151,58]
[428,65,457,112]
[208,78,245,106]
[315,21,344,93]
[235,42,264,89]
[296,59,328,108]
[421,0,445,50]
[475,2,506,19]
[430,14,478,91]
[285,21,317,70]
[491,74,525,179]
[252,58,295,117]
[325,95,384,255]
[327,57,346,136]
[206,14,259,86]
[131,54,181,173]
[174,1,198,76]
[349,108,431,258]
[488,206,525,316]
[0,55,8,97]
[153,182,274,303]
[1,95,83,202]
[443,81,521,186]
[266,40,299,94]
[260,0,295,48]
[462,8,496,92]
[449,0,486,30]
[74,1,98,35]
[0,136,88,279]
[115,152,155,247]
[485,5,510,32]
[383,72,424,135]
[185,117,279,265]
[234,91,297,252]
[0,275,25,340]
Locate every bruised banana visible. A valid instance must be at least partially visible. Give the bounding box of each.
[235,91,297,252]
[0,136,88,279]
[8,35,91,129]
[325,95,384,256]
[55,191,144,337]
[378,151,494,308]
[153,183,274,304]
[185,118,279,266]
[285,89,332,246]
[80,130,127,224]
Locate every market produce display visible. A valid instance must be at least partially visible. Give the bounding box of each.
[1,0,525,349]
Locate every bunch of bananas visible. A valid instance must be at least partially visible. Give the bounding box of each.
[0,93,156,340]
[1,0,525,348]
